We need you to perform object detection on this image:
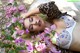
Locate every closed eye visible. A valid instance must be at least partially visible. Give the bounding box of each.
[29,17,33,22]
[29,24,33,31]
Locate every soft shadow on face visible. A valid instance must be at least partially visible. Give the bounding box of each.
[24,15,46,32]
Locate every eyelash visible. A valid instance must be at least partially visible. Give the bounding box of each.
[29,18,33,30]
[29,24,33,30]
[29,18,33,22]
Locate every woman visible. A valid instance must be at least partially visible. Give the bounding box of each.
[22,1,80,52]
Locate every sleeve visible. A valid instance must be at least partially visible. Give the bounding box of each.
[38,1,62,19]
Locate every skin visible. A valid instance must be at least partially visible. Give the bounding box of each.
[24,15,46,32]
[69,19,80,51]
[53,19,80,52]
[22,8,80,52]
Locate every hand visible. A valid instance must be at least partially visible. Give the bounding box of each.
[20,13,28,19]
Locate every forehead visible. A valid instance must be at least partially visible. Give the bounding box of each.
[24,18,30,29]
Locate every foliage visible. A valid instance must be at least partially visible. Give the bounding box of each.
[0,0,61,53]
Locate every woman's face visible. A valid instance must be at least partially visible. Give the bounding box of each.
[24,15,45,32]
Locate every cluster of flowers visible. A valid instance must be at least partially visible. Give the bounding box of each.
[15,24,61,53]
[1,0,61,53]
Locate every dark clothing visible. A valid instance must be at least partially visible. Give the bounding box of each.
[38,1,62,19]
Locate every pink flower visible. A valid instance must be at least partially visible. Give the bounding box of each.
[15,37,25,44]
[6,13,12,18]
[50,46,61,53]
[18,5,26,11]
[8,0,14,4]
[35,42,46,51]
[26,29,29,34]
[17,30,25,35]
[4,6,17,18]
[12,17,18,23]
[25,40,33,53]
[44,28,51,34]
[15,26,20,31]
[19,19,24,23]
[50,24,56,30]
[9,6,17,13]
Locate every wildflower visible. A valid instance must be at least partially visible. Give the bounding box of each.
[35,42,46,51]
[11,17,18,23]
[19,19,24,23]
[44,28,51,34]
[25,40,33,53]
[15,26,20,31]
[15,37,25,44]
[18,5,26,11]
[26,29,29,34]
[8,0,14,4]
[50,24,56,30]
[17,30,25,35]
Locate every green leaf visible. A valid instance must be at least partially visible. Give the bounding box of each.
[0,41,3,47]
[45,34,50,36]
[1,43,12,48]
[5,35,14,41]
[8,24,15,35]
[15,46,26,53]
[16,21,23,29]
[1,29,6,35]
[8,49,16,53]
[51,31,55,36]
[13,1,18,6]
[14,12,20,17]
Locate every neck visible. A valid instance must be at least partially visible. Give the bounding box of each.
[45,21,52,28]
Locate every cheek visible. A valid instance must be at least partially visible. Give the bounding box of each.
[33,25,39,30]
[33,25,43,31]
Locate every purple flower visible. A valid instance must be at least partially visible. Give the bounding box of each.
[35,42,46,51]
[50,24,56,30]
[17,30,25,35]
[18,5,26,11]
[15,37,25,43]
[6,13,12,18]
[8,0,14,4]
[44,28,51,34]
[26,29,29,34]
[25,40,33,53]
[19,19,24,23]
[50,46,61,53]
[4,6,17,18]
[12,6,17,11]
[12,17,18,23]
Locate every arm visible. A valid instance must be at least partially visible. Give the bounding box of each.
[20,8,40,18]
[21,1,61,19]
[26,8,40,17]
